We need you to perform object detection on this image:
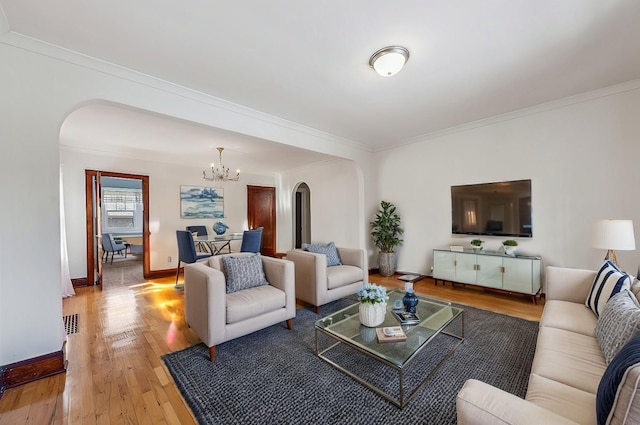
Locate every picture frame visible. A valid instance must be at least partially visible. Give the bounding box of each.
[180,185,224,219]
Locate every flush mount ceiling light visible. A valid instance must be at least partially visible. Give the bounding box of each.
[202,147,240,182]
[369,46,410,77]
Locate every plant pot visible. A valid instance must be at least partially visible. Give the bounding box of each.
[378,252,397,276]
[359,302,387,327]
[503,245,517,256]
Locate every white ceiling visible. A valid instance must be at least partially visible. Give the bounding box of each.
[4,0,640,171]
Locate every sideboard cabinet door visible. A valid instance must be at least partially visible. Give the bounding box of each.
[476,255,503,289]
[433,250,456,282]
[455,253,478,284]
[502,257,541,294]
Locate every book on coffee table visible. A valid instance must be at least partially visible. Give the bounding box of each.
[392,310,420,325]
[376,326,407,343]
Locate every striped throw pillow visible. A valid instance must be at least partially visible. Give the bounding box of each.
[586,261,632,316]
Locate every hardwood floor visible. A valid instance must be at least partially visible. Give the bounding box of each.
[0,271,543,424]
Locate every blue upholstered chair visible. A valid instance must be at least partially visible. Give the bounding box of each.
[176,230,212,287]
[186,225,210,253]
[240,229,263,253]
[102,233,127,264]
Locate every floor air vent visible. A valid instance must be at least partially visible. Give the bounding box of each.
[63,314,79,335]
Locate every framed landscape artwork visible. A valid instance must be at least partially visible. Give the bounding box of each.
[180,186,224,218]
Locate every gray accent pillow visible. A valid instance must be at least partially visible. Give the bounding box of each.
[302,242,342,267]
[222,254,269,294]
[596,290,640,364]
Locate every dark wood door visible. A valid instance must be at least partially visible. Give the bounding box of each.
[85,170,150,286]
[247,185,276,257]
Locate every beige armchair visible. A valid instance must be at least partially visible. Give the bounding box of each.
[286,247,366,313]
[183,253,296,361]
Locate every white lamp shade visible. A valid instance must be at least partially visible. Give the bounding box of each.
[591,219,636,250]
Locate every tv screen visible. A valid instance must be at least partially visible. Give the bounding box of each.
[451,179,532,237]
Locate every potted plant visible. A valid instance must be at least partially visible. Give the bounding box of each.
[502,239,518,256]
[370,201,404,276]
[470,239,484,252]
[357,283,389,327]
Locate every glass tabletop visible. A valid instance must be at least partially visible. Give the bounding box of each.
[315,290,463,368]
[194,234,243,242]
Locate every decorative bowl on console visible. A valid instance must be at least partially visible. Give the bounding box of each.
[213,221,229,235]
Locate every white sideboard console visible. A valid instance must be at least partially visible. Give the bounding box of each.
[432,249,542,303]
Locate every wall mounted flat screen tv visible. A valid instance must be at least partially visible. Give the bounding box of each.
[451,179,532,237]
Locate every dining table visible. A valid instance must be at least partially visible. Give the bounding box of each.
[194,233,243,255]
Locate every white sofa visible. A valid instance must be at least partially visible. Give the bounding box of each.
[457,266,640,425]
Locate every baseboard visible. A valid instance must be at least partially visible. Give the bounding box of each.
[145,268,176,279]
[72,268,197,281]
[0,350,66,398]
[368,268,379,275]
[71,277,88,287]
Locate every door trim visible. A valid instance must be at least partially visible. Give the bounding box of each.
[84,170,150,285]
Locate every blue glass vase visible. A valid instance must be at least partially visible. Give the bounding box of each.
[402,281,418,313]
[212,221,229,235]
[403,290,419,314]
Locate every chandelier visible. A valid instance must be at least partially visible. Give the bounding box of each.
[202,147,240,182]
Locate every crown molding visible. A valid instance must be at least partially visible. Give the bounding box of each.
[0,31,372,154]
[379,78,640,153]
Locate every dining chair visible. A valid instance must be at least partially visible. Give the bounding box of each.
[240,228,263,253]
[101,233,128,264]
[186,225,210,253]
[175,230,212,287]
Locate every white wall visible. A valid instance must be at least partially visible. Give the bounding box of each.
[277,160,365,257]
[61,148,274,277]
[377,84,640,277]
[0,45,65,364]
[0,38,375,365]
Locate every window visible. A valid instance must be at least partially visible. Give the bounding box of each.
[463,199,477,228]
[102,188,142,230]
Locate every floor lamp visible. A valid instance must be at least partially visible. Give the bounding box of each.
[591,219,636,267]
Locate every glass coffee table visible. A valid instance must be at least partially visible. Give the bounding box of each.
[314,290,464,408]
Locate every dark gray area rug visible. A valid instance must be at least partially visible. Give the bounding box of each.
[163,298,538,424]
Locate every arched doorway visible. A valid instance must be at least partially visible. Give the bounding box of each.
[293,182,311,249]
